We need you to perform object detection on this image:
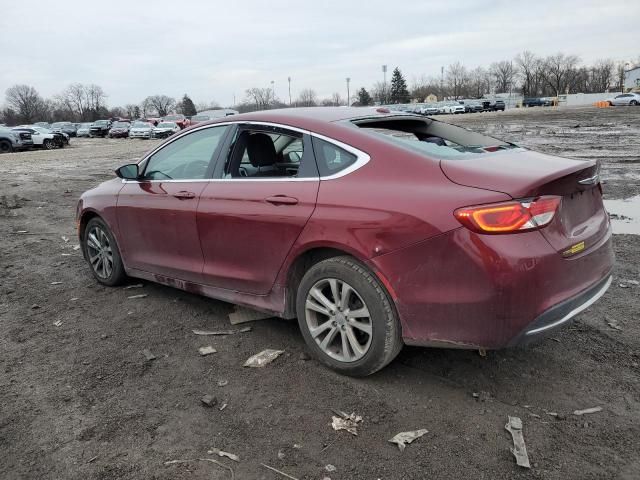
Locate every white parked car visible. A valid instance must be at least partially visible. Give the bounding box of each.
[129,121,155,139]
[14,125,61,149]
[440,102,466,114]
[76,123,93,137]
[607,92,640,106]
[152,121,181,139]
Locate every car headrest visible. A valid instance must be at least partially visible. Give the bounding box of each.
[247,133,277,168]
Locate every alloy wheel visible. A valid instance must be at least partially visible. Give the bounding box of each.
[86,226,113,279]
[304,278,372,362]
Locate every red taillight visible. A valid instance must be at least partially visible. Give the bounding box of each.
[454,196,561,234]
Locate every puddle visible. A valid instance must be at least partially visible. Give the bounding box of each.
[604,196,640,235]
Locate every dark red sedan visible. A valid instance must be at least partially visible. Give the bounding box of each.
[77,107,613,376]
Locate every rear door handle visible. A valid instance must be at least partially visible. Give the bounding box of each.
[265,195,298,205]
[173,191,196,199]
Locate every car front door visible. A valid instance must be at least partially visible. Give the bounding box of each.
[116,124,230,283]
[197,124,319,294]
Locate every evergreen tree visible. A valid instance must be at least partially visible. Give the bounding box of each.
[390,67,409,104]
[357,87,373,106]
[181,94,197,116]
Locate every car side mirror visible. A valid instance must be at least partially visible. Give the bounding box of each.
[115,164,139,180]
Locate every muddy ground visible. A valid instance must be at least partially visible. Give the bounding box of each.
[1,106,639,480]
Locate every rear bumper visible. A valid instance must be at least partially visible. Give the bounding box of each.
[368,225,614,349]
[507,273,611,346]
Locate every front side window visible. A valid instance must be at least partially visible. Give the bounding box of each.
[142,125,227,180]
[311,137,357,176]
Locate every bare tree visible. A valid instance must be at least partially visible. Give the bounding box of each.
[296,89,317,107]
[588,59,615,92]
[370,81,389,104]
[490,60,517,93]
[331,92,343,106]
[516,51,542,97]
[5,85,50,123]
[446,62,467,99]
[245,88,275,110]
[142,95,176,117]
[541,53,580,96]
[467,67,490,98]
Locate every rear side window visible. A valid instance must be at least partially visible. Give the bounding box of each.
[312,138,357,177]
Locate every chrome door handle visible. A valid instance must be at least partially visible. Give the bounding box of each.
[173,191,196,199]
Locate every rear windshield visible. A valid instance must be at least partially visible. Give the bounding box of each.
[354,117,519,160]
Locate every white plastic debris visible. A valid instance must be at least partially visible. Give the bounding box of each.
[217,379,228,387]
[53,320,63,327]
[61,236,69,243]
[142,349,156,361]
[51,281,63,285]
[207,448,239,462]
[243,349,284,367]
[123,283,144,289]
[330,410,362,436]
[388,429,428,451]
[192,327,251,336]
[199,346,217,356]
[72,245,80,251]
[573,406,602,416]
[127,294,147,299]
[325,464,337,472]
[505,416,530,468]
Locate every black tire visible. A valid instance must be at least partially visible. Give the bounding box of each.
[296,256,403,376]
[83,217,127,286]
[0,140,12,153]
[631,100,638,106]
[43,139,54,150]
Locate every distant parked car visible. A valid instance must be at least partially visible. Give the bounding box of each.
[459,100,483,113]
[419,104,440,116]
[129,121,154,139]
[523,97,545,107]
[76,123,92,137]
[13,126,61,149]
[163,114,190,129]
[51,122,78,137]
[492,100,506,111]
[607,92,640,106]
[152,121,181,139]
[0,127,33,153]
[90,120,112,138]
[108,122,131,138]
[189,114,212,125]
[440,102,465,114]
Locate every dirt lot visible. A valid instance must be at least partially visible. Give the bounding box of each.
[1,107,639,480]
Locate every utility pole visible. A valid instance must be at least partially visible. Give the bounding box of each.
[270,80,275,106]
[346,77,350,106]
[287,76,292,106]
[440,66,444,101]
[382,65,387,104]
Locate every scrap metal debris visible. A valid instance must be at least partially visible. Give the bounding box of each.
[261,463,299,480]
[51,281,63,285]
[388,429,429,451]
[142,349,156,361]
[330,410,362,436]
[53,320,63,327]
[199,346,217,356]
[201,395,217,407]
[229,305,272,324]
[573,406,602,416]
[243,349,284,367]
[208,448,239,462]
[505,416,531,468]
[219,403,228,411]
[127,294,147,299]
[192,327,252,336]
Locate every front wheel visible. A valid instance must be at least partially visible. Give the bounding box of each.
[296,256,403,376]
[83,217,127,286]
[43,139,54,150]
[0,140,12,153]
[630,100,638,106]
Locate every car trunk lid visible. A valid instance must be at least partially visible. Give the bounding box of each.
[441,150,609,255]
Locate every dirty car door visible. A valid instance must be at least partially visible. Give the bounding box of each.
[117,125,229,283]
[197,125,319,294]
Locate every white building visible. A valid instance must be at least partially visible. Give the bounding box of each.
[624,66,640,90]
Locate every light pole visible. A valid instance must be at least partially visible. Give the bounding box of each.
[346,77,350,106]
[440,66,444,101]
[270,80,275,106]
[382,65,387,104]
[287,76,292,106]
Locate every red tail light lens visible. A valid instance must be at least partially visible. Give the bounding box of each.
[454,196,561,234]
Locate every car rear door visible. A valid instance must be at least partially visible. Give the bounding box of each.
[116,124,230,283]
[197,123,319,294]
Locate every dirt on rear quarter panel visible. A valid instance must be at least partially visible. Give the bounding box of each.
[1,108,639,480]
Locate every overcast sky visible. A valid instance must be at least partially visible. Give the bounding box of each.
[2,0,638,107]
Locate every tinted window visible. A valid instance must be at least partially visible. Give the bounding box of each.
[142,125,227,180]
[312,137,357,176]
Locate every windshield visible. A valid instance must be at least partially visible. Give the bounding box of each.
[164,115,182,121]
[33,126,51,133]
[113,122,130,128]
[132,122,150,128]
[94,120,108,126]
[157,122,175,128]
[80,123,92,128]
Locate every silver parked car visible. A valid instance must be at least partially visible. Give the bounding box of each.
[76,123,93,137]
[607,92,640,106]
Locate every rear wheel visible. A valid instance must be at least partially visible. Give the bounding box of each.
[631,100,638,106]
[296,256,403,376]
[0,140,12,153]
[43,139,54,150]
[83,217,126,286]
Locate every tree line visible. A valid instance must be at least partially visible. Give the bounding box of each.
[2,50,637,124]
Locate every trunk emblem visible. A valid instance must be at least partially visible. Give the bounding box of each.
[563,241,585,257]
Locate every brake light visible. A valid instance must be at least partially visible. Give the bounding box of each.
[454,196,561,234]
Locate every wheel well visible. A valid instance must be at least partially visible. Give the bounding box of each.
[79,211,100,241]
[283,247,356,318]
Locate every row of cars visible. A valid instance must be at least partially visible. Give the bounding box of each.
[387,99,506,116]
[0,124,71,153]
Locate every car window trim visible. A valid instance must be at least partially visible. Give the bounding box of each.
[124,120,370,183]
